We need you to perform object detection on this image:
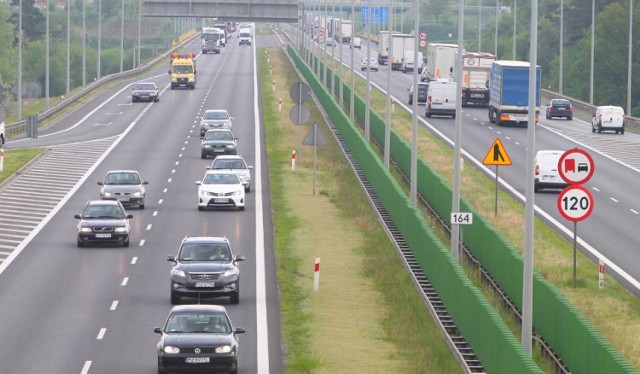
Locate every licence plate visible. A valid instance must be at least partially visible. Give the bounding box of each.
[213,198,228,203]
[186,357,210,364]
[95,233,111,238]
[118,196,130,202]
[470,93,484,98]
[195,282,216,287]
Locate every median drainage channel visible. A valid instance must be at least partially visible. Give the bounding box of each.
[362,107,570,373]
[305,92,486,372]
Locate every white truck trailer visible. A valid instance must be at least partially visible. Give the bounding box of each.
[377,30,401,65]
[425,43,458,82]
[389,34,415,71]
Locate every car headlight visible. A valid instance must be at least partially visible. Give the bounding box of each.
[171,268,186,278]
[215,345,232,354]
[164,346,180,354]
[223,269,238,277]
[203,144,212,148]
[114,227,128,233]
[102,192,112,197]
[79,227,92,233]
[132,191,142,197]
[226,145,236,149]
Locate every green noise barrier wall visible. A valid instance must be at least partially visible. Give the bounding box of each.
[291,45,636,374]
[288,45,542,374]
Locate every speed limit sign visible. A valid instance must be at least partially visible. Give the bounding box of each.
[557,185,594,222]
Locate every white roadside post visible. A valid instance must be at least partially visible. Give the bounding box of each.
[291,150,296,171]
[599,259,605,289]
[0,147,4,172]
[314,257,321,292]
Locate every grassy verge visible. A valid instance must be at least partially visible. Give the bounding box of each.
[260,45,461,372]
[309,45,640,370]
[0,149,46,185]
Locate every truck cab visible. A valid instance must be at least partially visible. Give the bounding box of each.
[169,53,197,89]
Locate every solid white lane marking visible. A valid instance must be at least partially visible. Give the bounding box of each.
[97,328,106,340]
[121,277,129,286]
[110,301,118,311]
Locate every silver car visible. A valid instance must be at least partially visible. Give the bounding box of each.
[98,170,148,209]
[200,109,234,136]
[209,155,253,192]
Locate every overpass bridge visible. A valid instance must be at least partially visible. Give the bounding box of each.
[142,0,415,23]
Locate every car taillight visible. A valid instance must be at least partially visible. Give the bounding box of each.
[535,165,540,175]
[569,107,574,112]
[549,107,554,111]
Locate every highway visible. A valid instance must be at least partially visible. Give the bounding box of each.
[0,35,283,373]
[309,35,640,294]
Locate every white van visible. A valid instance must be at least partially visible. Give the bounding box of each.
[425,79,456,118]
[350,36,362,49]
[402,51,424,74]
[238,28,252,46]
[534,150,568,193]
[592,105,625,134]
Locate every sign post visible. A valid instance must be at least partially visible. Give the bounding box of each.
[482,138,512,216]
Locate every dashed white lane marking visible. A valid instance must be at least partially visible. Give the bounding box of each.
[110,301,118,311]
[146,224,152,231]
[131,257,138,264]
[139,239,145,246]
[96,328,106,340]
[121,277,129,286]
[80,361,92,374]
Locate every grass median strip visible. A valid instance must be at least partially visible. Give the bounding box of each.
[259,45,461,373]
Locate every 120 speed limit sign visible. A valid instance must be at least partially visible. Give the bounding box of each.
[557,185,594,222]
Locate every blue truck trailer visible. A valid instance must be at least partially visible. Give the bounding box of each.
[488,61,541,126]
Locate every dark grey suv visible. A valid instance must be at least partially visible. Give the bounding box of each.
[167,237,245,305]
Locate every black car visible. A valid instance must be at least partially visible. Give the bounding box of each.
[154,305,246,374]
[132,82,159,102]
[408,82,428,105]
[167,236,245,304]
[200,129,238,159]
[546,99,573,120]
[74,200,132,247]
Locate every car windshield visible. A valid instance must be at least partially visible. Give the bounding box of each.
[204,131,234,141]
[203,34,221,41]
[136,84,155,90]
[105,172,141,185]
[240,32,250,38]
[179,242,231,262]
[204,111,229,120]
[202,173,240,185]
[83,204,125,219]
[211,159,246,170]
[165,312,231,333]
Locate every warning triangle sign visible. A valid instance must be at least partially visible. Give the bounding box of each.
[482,138,512,166]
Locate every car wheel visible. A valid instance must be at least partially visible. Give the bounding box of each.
[170,291,181,305]
[621,128,625,134]
[245,185,251,193]
[155,98,159,103]
[230,291,239,304]
[592,125,596,133]
[597,124,602,133]
[123,238,130,247]
[567,116,572,120]
[546,113,550,119]
[201,153,207,159]
[408,98,413,105]
[239,206,245,211]
[139,203,145,209]
[77,239,84,248]
[426,111,431,118]
[198,206,204,211]
[534,183,540,193]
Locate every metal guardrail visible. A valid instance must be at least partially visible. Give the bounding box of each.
[5,33,199,141]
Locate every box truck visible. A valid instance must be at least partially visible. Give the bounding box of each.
[488,61,541,126]
[389,34,415,71]
[459,52,496,107]
[425,43,458,82]
[333,19,353,44]
[377,30,401,65]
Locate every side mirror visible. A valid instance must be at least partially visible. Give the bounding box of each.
[235,255,246,262]
[234,327,246,334]
[248,165,254,169]
[154,327,162,334]
[142,181,149,185]
[166,255,176,262]
[97,181,104,185]
[195,181,202,185]
[126,214,133,219]
[74,214,82,219]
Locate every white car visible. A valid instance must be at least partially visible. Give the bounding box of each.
[196,170,245,211]
[361,57,379,71]
[209,155,253,192]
